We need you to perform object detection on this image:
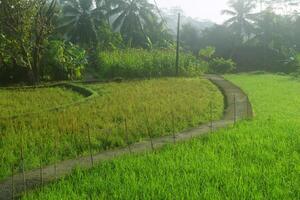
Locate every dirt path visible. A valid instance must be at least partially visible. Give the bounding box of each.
[0,75,253,200]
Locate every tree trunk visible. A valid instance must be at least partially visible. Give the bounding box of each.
[32,45,41,84]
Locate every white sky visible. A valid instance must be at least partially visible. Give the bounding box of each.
[156,0,230,23]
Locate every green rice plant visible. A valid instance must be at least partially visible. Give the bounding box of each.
[0,78,223,181]
[97,49,207,79]
[23,74,300,200]
[0,87,83,117]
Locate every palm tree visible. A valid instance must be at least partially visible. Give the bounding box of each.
[58,0,106,46]
[109,0,157,47]
[222,0,256,40]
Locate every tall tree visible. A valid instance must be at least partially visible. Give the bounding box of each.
[222,0,256,40]
[109,0,157,47]
[263,0,300,15]
[58,0,106,46]
[0,0,57,83]
[181,23,201,55]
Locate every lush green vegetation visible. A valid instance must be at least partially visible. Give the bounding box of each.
[97,49,205,79]
[2,0,300,198]
[0,78,223,181]
[0,0,177,84]
[0,87,83,117]
[23,74,300,200]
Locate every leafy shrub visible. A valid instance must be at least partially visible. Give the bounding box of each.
[199,46,216,61]
[97,49,206,79]
[285,52,300,76]
[209,57,236,74]
[41,40,87,81]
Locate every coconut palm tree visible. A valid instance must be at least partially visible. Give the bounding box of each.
[58,0,106,46]
[109,0,157,47]
[222,0,256,40]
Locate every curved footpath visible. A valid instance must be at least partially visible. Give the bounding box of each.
[0,75,253,199]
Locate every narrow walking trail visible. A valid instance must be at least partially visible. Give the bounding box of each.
[0,75,253,199]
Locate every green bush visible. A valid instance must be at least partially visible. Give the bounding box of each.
[41,40,87,81]
[199,46,216,61]
[286,52,300,76]
[209,57,236,74]
[97,49,206,79]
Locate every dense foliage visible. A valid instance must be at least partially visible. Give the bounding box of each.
[199,46,236,74]
[209,57,236,74]
[0,78,223,181]
[97,49,206,78]
[0,0,250,84]
[0,0,57,83]
[23,74,300,200]
[0,0,175,84]
[41,41,87,80]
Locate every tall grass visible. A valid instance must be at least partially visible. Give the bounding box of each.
[23,74,300,200]
[97,49,206,79]
[0,78,223,181]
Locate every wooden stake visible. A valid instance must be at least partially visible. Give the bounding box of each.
[87,124,94,167]
[234,95,237,124]
[39,135,44,188]
[20,138,26,193]
[144,108,154,151]
[246,96,249,119]
[171,110,176,144]
[40,159,43,189]
[54,133,58,180]
[210,102,213,133]
[11,165,14,200]
[124,118,132,153]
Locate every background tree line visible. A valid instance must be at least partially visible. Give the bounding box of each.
[1,0,300,84]
[181,0,300,73]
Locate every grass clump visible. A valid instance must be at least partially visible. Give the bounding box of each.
[97,49,206,79]
[23,74,300,200]
[0,78,223,181]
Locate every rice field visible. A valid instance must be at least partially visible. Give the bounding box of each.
[0,87,83,117]
[0,78,223,181]
[23,74,300,200]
